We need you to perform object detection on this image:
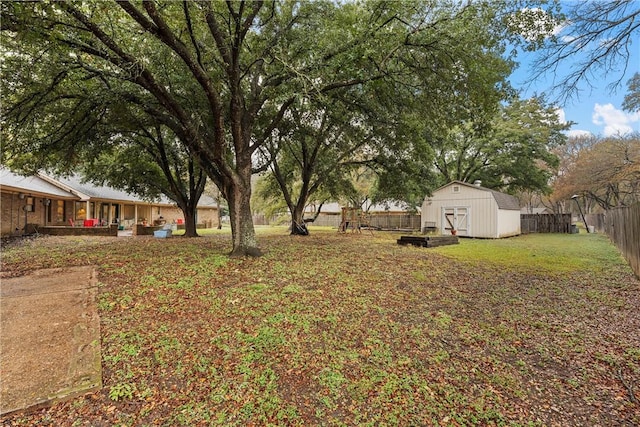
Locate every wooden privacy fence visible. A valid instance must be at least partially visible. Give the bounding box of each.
[604,204,640,278]
[368,213,421,230]
[521,214,572,234]
[309,213,421,230]
[585,213,606,233]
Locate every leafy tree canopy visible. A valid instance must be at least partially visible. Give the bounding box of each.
[623,72,640,113]
[2,0,562,249]
[82,125,207,236]
[552,133,640,210]
[430,96,569,195]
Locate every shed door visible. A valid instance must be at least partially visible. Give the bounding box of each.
[442,207,469,236]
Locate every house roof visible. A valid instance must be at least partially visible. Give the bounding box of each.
[435,180,521,211]
[2,168,218,208]
[52,174,219,208]
[0,168,78,199]
[197,195,218,208]
[51,174,156,203]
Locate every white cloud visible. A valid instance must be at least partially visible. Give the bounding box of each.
[592,103,640,136]
[558,108,593,138]
[566,129,593,138]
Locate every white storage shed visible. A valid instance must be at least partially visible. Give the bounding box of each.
[421,180,521,238]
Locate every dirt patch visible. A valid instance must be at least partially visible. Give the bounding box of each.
[0,266,102,416]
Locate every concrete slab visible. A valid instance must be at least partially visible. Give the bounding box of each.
[0,266,102,415]
[117,229,133,237]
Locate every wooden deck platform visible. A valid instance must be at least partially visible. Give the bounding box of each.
[397,235,459,248]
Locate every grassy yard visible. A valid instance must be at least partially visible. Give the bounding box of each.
[1,230,639,426]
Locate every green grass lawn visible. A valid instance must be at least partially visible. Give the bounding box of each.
[436,232,629,274]
[1,230,638,426]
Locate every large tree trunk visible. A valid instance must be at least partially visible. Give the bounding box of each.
[290,202,309,236]
[226,175,262,257]
[216,192,222,230]
[176,200,199,237]
[183,206,199,237]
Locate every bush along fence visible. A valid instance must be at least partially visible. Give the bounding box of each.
[520,213,572,234]
[604,204,640,278]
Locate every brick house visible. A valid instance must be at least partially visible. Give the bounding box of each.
[1,168,79,235]
[1,168,218,236]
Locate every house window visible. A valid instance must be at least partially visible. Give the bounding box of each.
[75,202,87,220]
[452,185,460,193]
[55,200,65,223]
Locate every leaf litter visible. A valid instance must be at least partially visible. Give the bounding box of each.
[1,231,638,426]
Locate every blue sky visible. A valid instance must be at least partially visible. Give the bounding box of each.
[507,6,640,138]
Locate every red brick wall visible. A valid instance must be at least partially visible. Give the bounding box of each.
[1,192,48,236]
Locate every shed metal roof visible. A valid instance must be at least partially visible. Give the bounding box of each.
[490,191,520,211]
[435,180,521,211]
